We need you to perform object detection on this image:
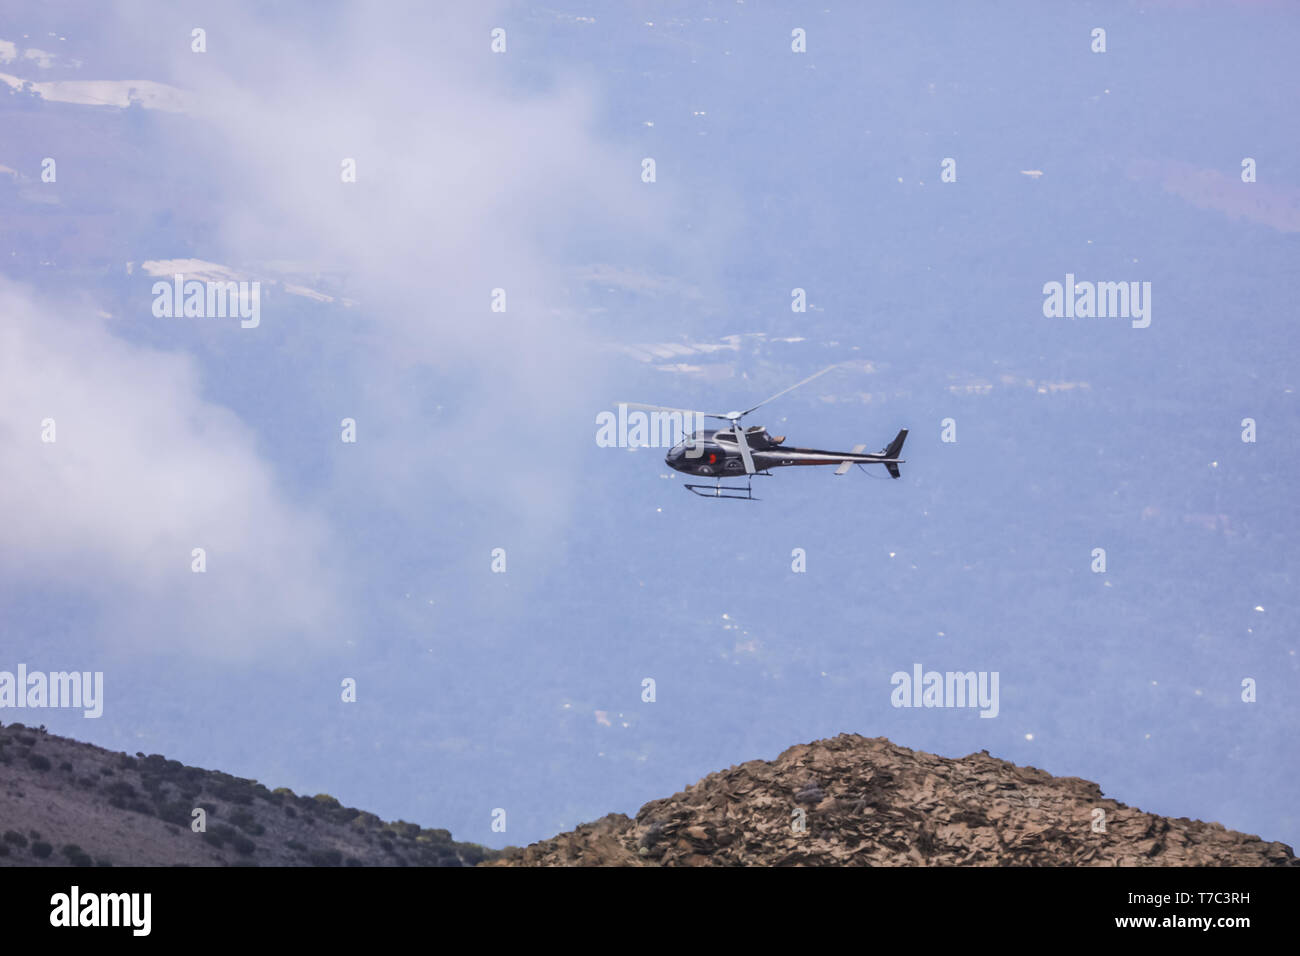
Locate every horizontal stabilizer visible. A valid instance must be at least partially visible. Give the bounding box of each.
[834,444,868,476]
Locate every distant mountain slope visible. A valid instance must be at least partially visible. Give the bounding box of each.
[0,722,493,867]
[489,734,1296,866]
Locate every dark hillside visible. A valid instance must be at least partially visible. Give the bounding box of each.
[0,722,493,867]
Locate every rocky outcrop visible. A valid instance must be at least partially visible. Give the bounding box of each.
[490,734,1296,866]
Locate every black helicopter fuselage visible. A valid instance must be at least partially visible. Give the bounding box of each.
[665,427,899,477]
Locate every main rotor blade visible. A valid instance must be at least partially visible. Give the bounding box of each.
[739,364,841,417]
[617,402,731,420]
[733,426,757,474]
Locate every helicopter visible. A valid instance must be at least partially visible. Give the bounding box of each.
[623,364,908,500]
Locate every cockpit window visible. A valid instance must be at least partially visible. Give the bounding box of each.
[668,441,709,461]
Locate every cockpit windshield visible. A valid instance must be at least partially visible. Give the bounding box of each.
[667,438,709,462]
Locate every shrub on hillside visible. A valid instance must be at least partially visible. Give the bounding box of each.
[457,844,488,866]
[228,809,265,836]
[196,823,253,855]
[27,754,51,772]
[155,802,193,827]
[211,780,255,806]
[31,841,52,859]
[393,821,421,840]
[231,834,256,855]
[330,806,360,824]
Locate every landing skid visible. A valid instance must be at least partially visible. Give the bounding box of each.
[684,474,769,500]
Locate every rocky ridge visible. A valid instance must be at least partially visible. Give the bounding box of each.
[490,734,1296,866]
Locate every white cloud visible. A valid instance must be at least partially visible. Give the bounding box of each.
[0,72,188,111]
[139,259,350,304]
[0,278,345,658]
[139,258,246,283]
[4,2,692,638]
[117,2,681,533]
[0,37,75,69]
[23,47,56,68]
